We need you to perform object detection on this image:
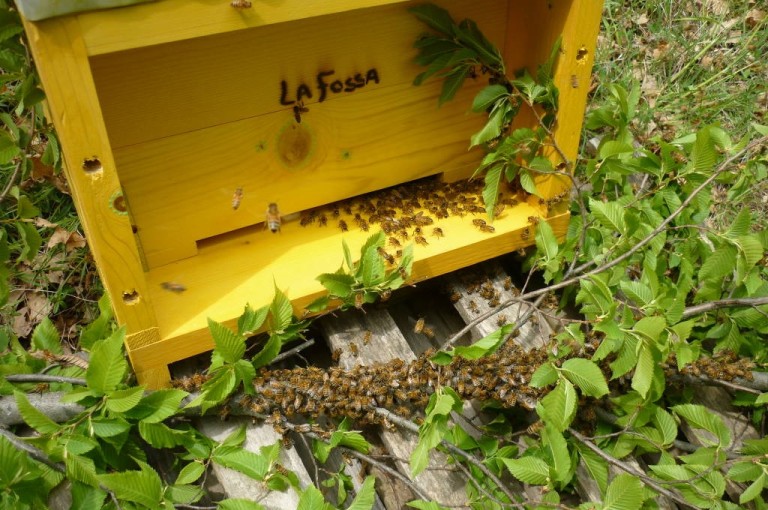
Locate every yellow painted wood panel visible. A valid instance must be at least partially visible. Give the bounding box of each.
[116,80,489,269]
[21,16,157,336]
[129,203,569,387]
[88,0,507,148]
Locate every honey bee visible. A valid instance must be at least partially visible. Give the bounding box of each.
[354,292,364,309]
[479,224,495,233]
[332,349,342,363]
[266,203,282,233]
[413,227,423,236]
[338,220,348,232]
[380,289,392,301]
[503,276,512,291]
[570,74,579,88]
[293,100,309,123]
[363,330,372,345]
[521,227,531,241]
[219,405,231,421]
[300,210,316,226]
[468,300,480,314]
[232,187,243,210]
[449,290,461,303]
[411,211,433,226]
[527,216,540,225]
[350,342,359,357]
[388,237,401,248]
[331,205,340,218]
[398,267,408,281]
[472,219,487,227]
[496,314,507,326]
[493,203,505,218]
[414,318,425,334]
[161,281,187,293]
[414,319,435,339]
[377,247,395,265]
[230,0,252,7]
[318,214,327,227]
[414,235,428,247]
[432,227,444,238]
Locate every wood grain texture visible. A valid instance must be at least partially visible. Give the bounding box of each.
[318,308,469,506]
[21,16,156,334]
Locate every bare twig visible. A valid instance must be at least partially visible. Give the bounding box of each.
[5,374,87,386]
[271,339,315,364]
[568,428,697,509]
[0,159,24,204]
[681,296,768,320]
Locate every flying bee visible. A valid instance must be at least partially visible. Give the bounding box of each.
[231,0,252,7]
[292,100,309,123]
[161,281,187,293]
[266,203,282,233]
[349,342,359,357]
[232,187,243,210]
[527,215,540,225]
[414,318,425,334]
[363,330,372,345]
[338,219,348,232]
[479,224,495,233]
[432,227,444,238]
[414,235,428,247]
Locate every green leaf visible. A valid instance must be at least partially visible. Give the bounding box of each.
[270,285,294,332]
[208,319,245,364]
[237,304,269,336]
[251,334,281,369]
[589,198,626,234]
[138,421,190,448]
[740,473,765,504]
[213,448,269,481]
[603,473,644,510]
[542,423,571,484]
[66,454,100,488]
[519,170,538,196]
[535,220,559,261]
[576,444,608,494]
[692,126,717,173]
[631,344,655,399]
[0,130,20,164]
[85,327,128,394]
[560,358,609,397]
[79,293,113,350]
[502,456,550,485]
[359,244,385,287]
[407,501,450,510]
[98,462,163,508]
[470,102,508,147]
[128,389,188,423]
[448,325,512,360]
[70,483,107,509]
[699,244,737,281]
[539,378,577,432]
[530,362,559,388]
[672,404,731,447]
[297,484,327,510]
[619,281,653,307]
[439,66,470,106]
[105,386,145,413]
[410,418,446,477]
[217,499,266,510]
[90,416,131,438]
[347,476,376,510]
[16,221,42,262]
[409,3,456,35]
[176,462,206,485]
[16,195,40,219]
[653,407,677,446]
[31,317,62,354]
[483,165,503,220]
[14,391,60,434]
[317,273,355,298]
[472,84,509,112]
[187,368,237,413]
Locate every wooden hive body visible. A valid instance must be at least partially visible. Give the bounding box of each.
[22,0,602,388]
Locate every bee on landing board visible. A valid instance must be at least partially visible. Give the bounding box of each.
[232,187,243,210]
[231,0,252,7]
[293,101,309,123]
[266,203,282,233]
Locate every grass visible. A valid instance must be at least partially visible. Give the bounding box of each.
[2,0,767,339]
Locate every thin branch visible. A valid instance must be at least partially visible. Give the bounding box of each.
[0,427,64,472]
[568,428,697,509]
[5,374,87,386]
[681,296,768,320]
[0,159,24,204]
[271,339,315,364]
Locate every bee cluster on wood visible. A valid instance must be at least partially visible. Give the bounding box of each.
[297,177,521,256]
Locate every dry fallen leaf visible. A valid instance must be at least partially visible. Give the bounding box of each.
[636,13,649,25]
[746,9,765,28]
[34,218,58,228]
[47,227,87,253]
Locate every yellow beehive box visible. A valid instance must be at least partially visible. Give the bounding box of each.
[22,0,602,388]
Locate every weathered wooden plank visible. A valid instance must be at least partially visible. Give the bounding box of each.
[318,308,468,506]
[198,417,313,508]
